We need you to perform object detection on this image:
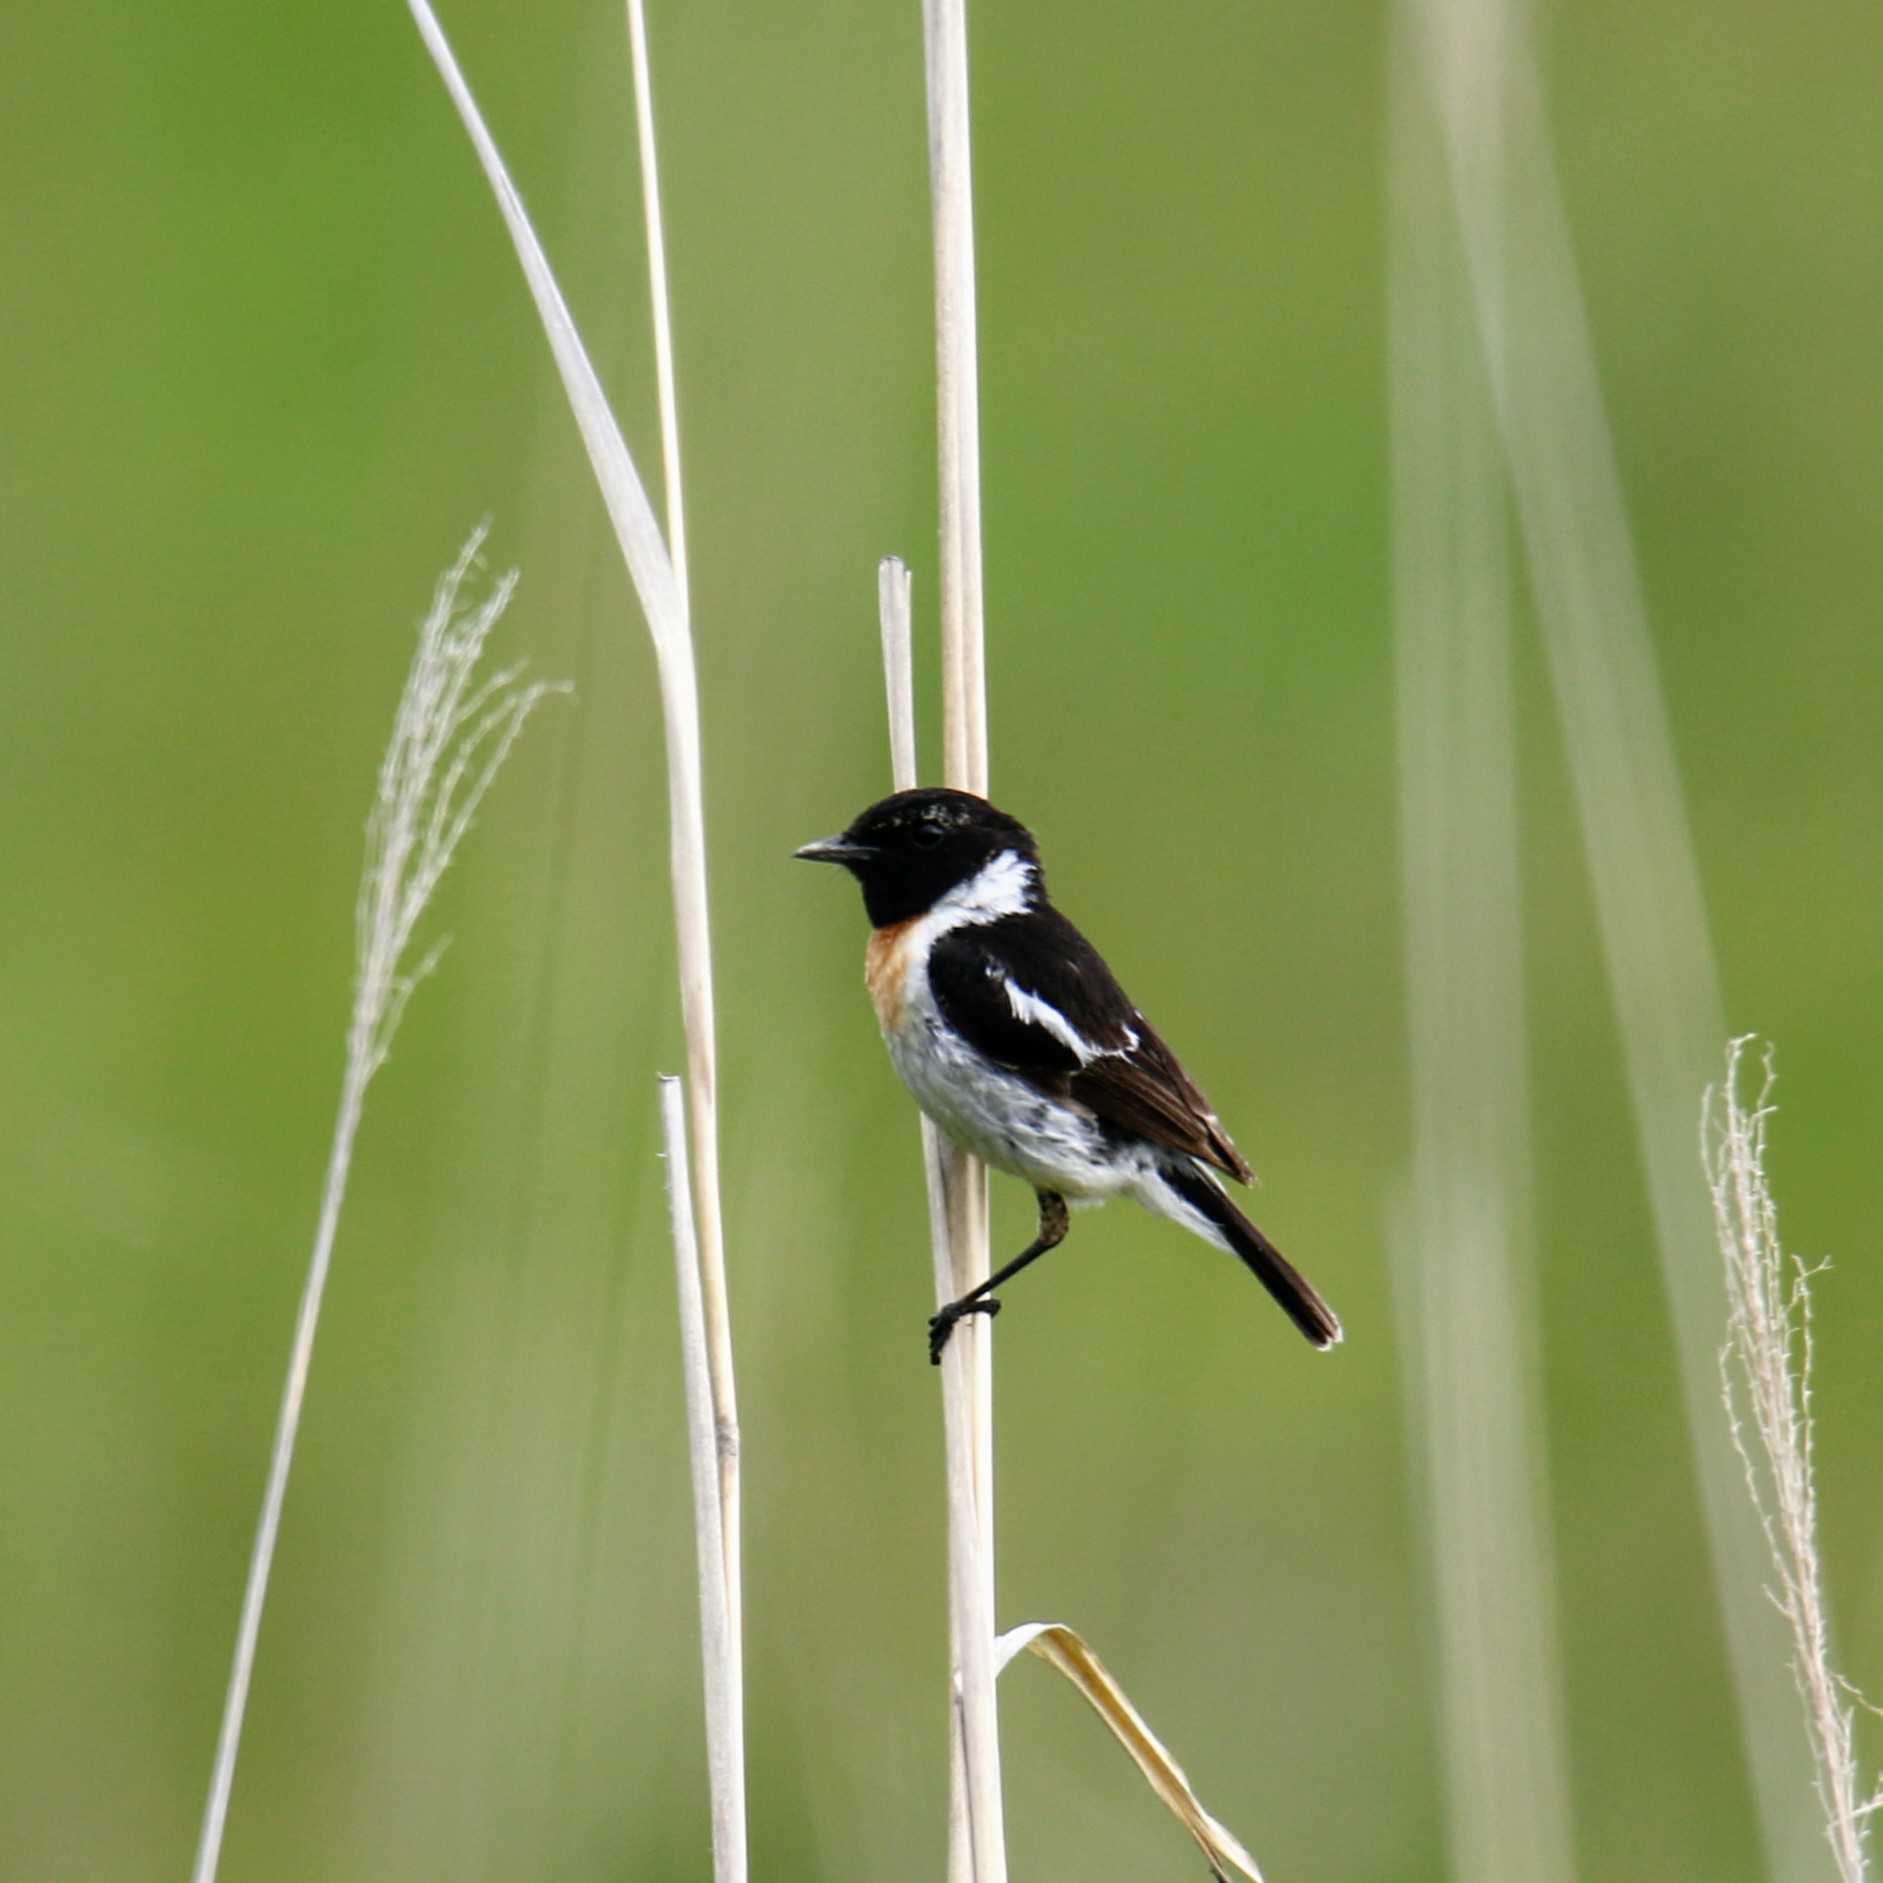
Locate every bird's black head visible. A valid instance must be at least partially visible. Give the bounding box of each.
[795,788,1044,927]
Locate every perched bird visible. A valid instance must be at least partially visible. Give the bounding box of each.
[795,787,1341,1362]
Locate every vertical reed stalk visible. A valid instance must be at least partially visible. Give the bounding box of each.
[879,558,1002,1879]
[660,1075,746,1883]
[918,3,1003,1876]
[624,0,743,1748]
[922,0,989,797]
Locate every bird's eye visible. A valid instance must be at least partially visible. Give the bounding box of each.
[911,822,945,850]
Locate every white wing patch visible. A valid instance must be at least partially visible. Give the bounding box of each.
[1001,976,1137,1065]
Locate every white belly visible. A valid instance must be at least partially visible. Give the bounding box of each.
[884,1010,1134,1196]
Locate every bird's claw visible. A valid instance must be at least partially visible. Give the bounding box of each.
[928,1296,1001,1364]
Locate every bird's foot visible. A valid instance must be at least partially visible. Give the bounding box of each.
[928,1295,1000,1364]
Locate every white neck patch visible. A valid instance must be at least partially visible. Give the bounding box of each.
[929,848,1035,933]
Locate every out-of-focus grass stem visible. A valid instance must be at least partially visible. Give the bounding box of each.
[1387,17,1577,1882]
[1400,0,1818,1865]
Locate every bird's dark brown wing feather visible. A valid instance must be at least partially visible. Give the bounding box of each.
[927,912,1254,1184]
[1068,1020,1253,1182]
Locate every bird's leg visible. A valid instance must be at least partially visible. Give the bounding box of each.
[928,1190,1069,1364]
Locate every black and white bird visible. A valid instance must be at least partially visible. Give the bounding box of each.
[795,787,1341,1362]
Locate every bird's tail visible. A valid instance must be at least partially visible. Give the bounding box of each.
[1155,1162,1342,1350]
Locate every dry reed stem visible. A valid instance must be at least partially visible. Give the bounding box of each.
[877,557,1003,1880]
[917,3,1003,1877]
[661,1076,747,1882]
[922,0,988,797]
[622,4,745,1838]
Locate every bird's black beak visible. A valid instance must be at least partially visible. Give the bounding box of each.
[794,835,875,868]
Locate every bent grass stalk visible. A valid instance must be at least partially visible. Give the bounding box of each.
[191,530,564,1883]
[995,1624,1265,1883]
[405,5,746,1873]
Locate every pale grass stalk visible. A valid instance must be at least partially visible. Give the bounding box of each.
[622,0,745,1785]
[405,4,744,1870]
[1400,0,1817,1862]
[917,3,1003,1876]
[1385,19,1576,1883]
[660,1076,746,1883]
[1706,1039,1881,1883]
[191,530,563,1883]
[922,0,989,798]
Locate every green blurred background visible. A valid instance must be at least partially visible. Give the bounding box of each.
[3,1,1879,1877]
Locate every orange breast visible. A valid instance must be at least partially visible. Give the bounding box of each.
[865,919,919,1031]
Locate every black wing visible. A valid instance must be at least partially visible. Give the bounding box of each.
[924,913,1108,1076]
[927,911,1252,1182]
